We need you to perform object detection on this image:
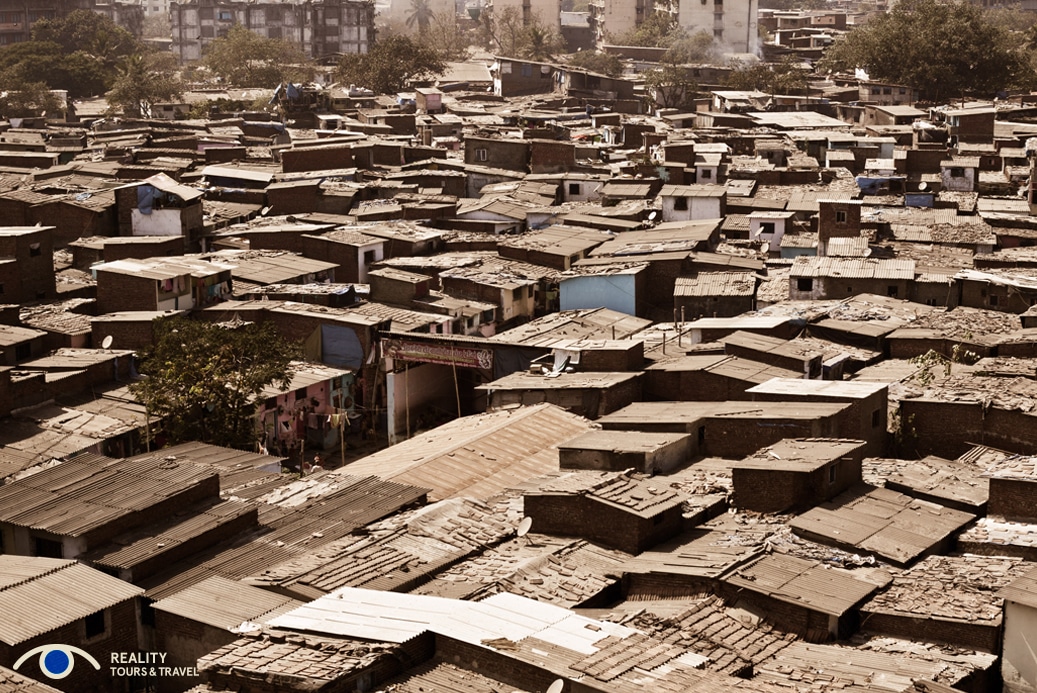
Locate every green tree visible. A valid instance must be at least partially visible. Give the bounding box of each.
[107,53,185,117]
[336,34,446,94]
[567,50,623,77]
[203,25,313,87]
[818,0,1031,101]
[521,24,564,61]
[425,13,472,61]
[32,9,139,73]
[0,79,63,119]
[614,11,685,48]
[130,317,298,450]
[406,0,436,33]
[645,63,697,110]
[727,55,810,94]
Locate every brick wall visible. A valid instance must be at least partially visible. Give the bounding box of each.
[859,611,1000,653]
[988,478,1037,522]
[152,612,234,693]
[102,237,184,264]
[301,236,362,284]
[434,635,560,693]
[96,272,159,314]
[29,202,116,249]
[524,493,682,553]
[280,144,354,173]
[529,141,576,174]
[91,317,165,352]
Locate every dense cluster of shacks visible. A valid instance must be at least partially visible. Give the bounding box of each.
[4,37,1037,693]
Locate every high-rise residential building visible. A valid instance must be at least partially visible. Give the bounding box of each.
[488,0,561,36]
[588,0,654,47]
[170,0,375,63]
[677,0,758,55]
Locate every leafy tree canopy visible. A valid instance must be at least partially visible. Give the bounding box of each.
[818,0,1032,101]
[107,53,185,118]
[613,11,686,48]
[0,10,141,97]
[130,317,299,450]
[726,56,810,94]
[336,33,446,94]
[482,8,564,60]
[0,79,63,119]
[203,25,314,87]
[567,51,623,77]
[32,9,139,62]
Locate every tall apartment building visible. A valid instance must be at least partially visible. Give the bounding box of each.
[678,0,758,54]
[488,0,561,35]
[170,0,375,63]
[589,0,654,46]
[0,0,142,45]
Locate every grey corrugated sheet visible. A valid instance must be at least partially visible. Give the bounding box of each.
[0,557,143,645]
[723,554,880,616]
[0,456,216,537]
[151,576,303,631]
[1000,565,1037,609]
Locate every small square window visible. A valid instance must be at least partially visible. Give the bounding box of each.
[568,183,580,195]
[476,148,488,162]
[871,409,881,427]
[701,169,712,179]
[949,167,965,178]
[887,285,898,297]
[673,197,688,211]
[85,610,106,639]
[835,210,847,223]
[796,277,813,292]
[29,242,41,257]
[990,294,999,306]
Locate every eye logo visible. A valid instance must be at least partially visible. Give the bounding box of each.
[13,645,101,680]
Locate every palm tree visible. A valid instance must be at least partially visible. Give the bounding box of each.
[522,25,557,61]
[406,0,435,34]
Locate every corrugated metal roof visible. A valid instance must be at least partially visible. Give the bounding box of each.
[337,403,593,501]
[0,556,143,645]
[0,456,216,537]
[151,576,303,630]
[674,272,758,297]
[789,485,976,566]
[723,553,885,616]
[1000,564,1037,609]
[789,256,915,280]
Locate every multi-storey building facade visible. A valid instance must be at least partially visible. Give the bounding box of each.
[678,0,758,54]
[489,0,561,35]
[170,0,375,63]
[588,0,653,47]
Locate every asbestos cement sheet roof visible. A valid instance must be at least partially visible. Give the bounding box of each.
[337,403,593,501]
[722,553,888,617]
[151,576,303,631]
[789,485,976,566]
[0,556,143,645]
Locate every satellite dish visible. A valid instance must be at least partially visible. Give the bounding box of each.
[517,517,532,538]
[647,210,658,221]
[101,335,114,350]
[546,680,565,693]
[918,181,928,191]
